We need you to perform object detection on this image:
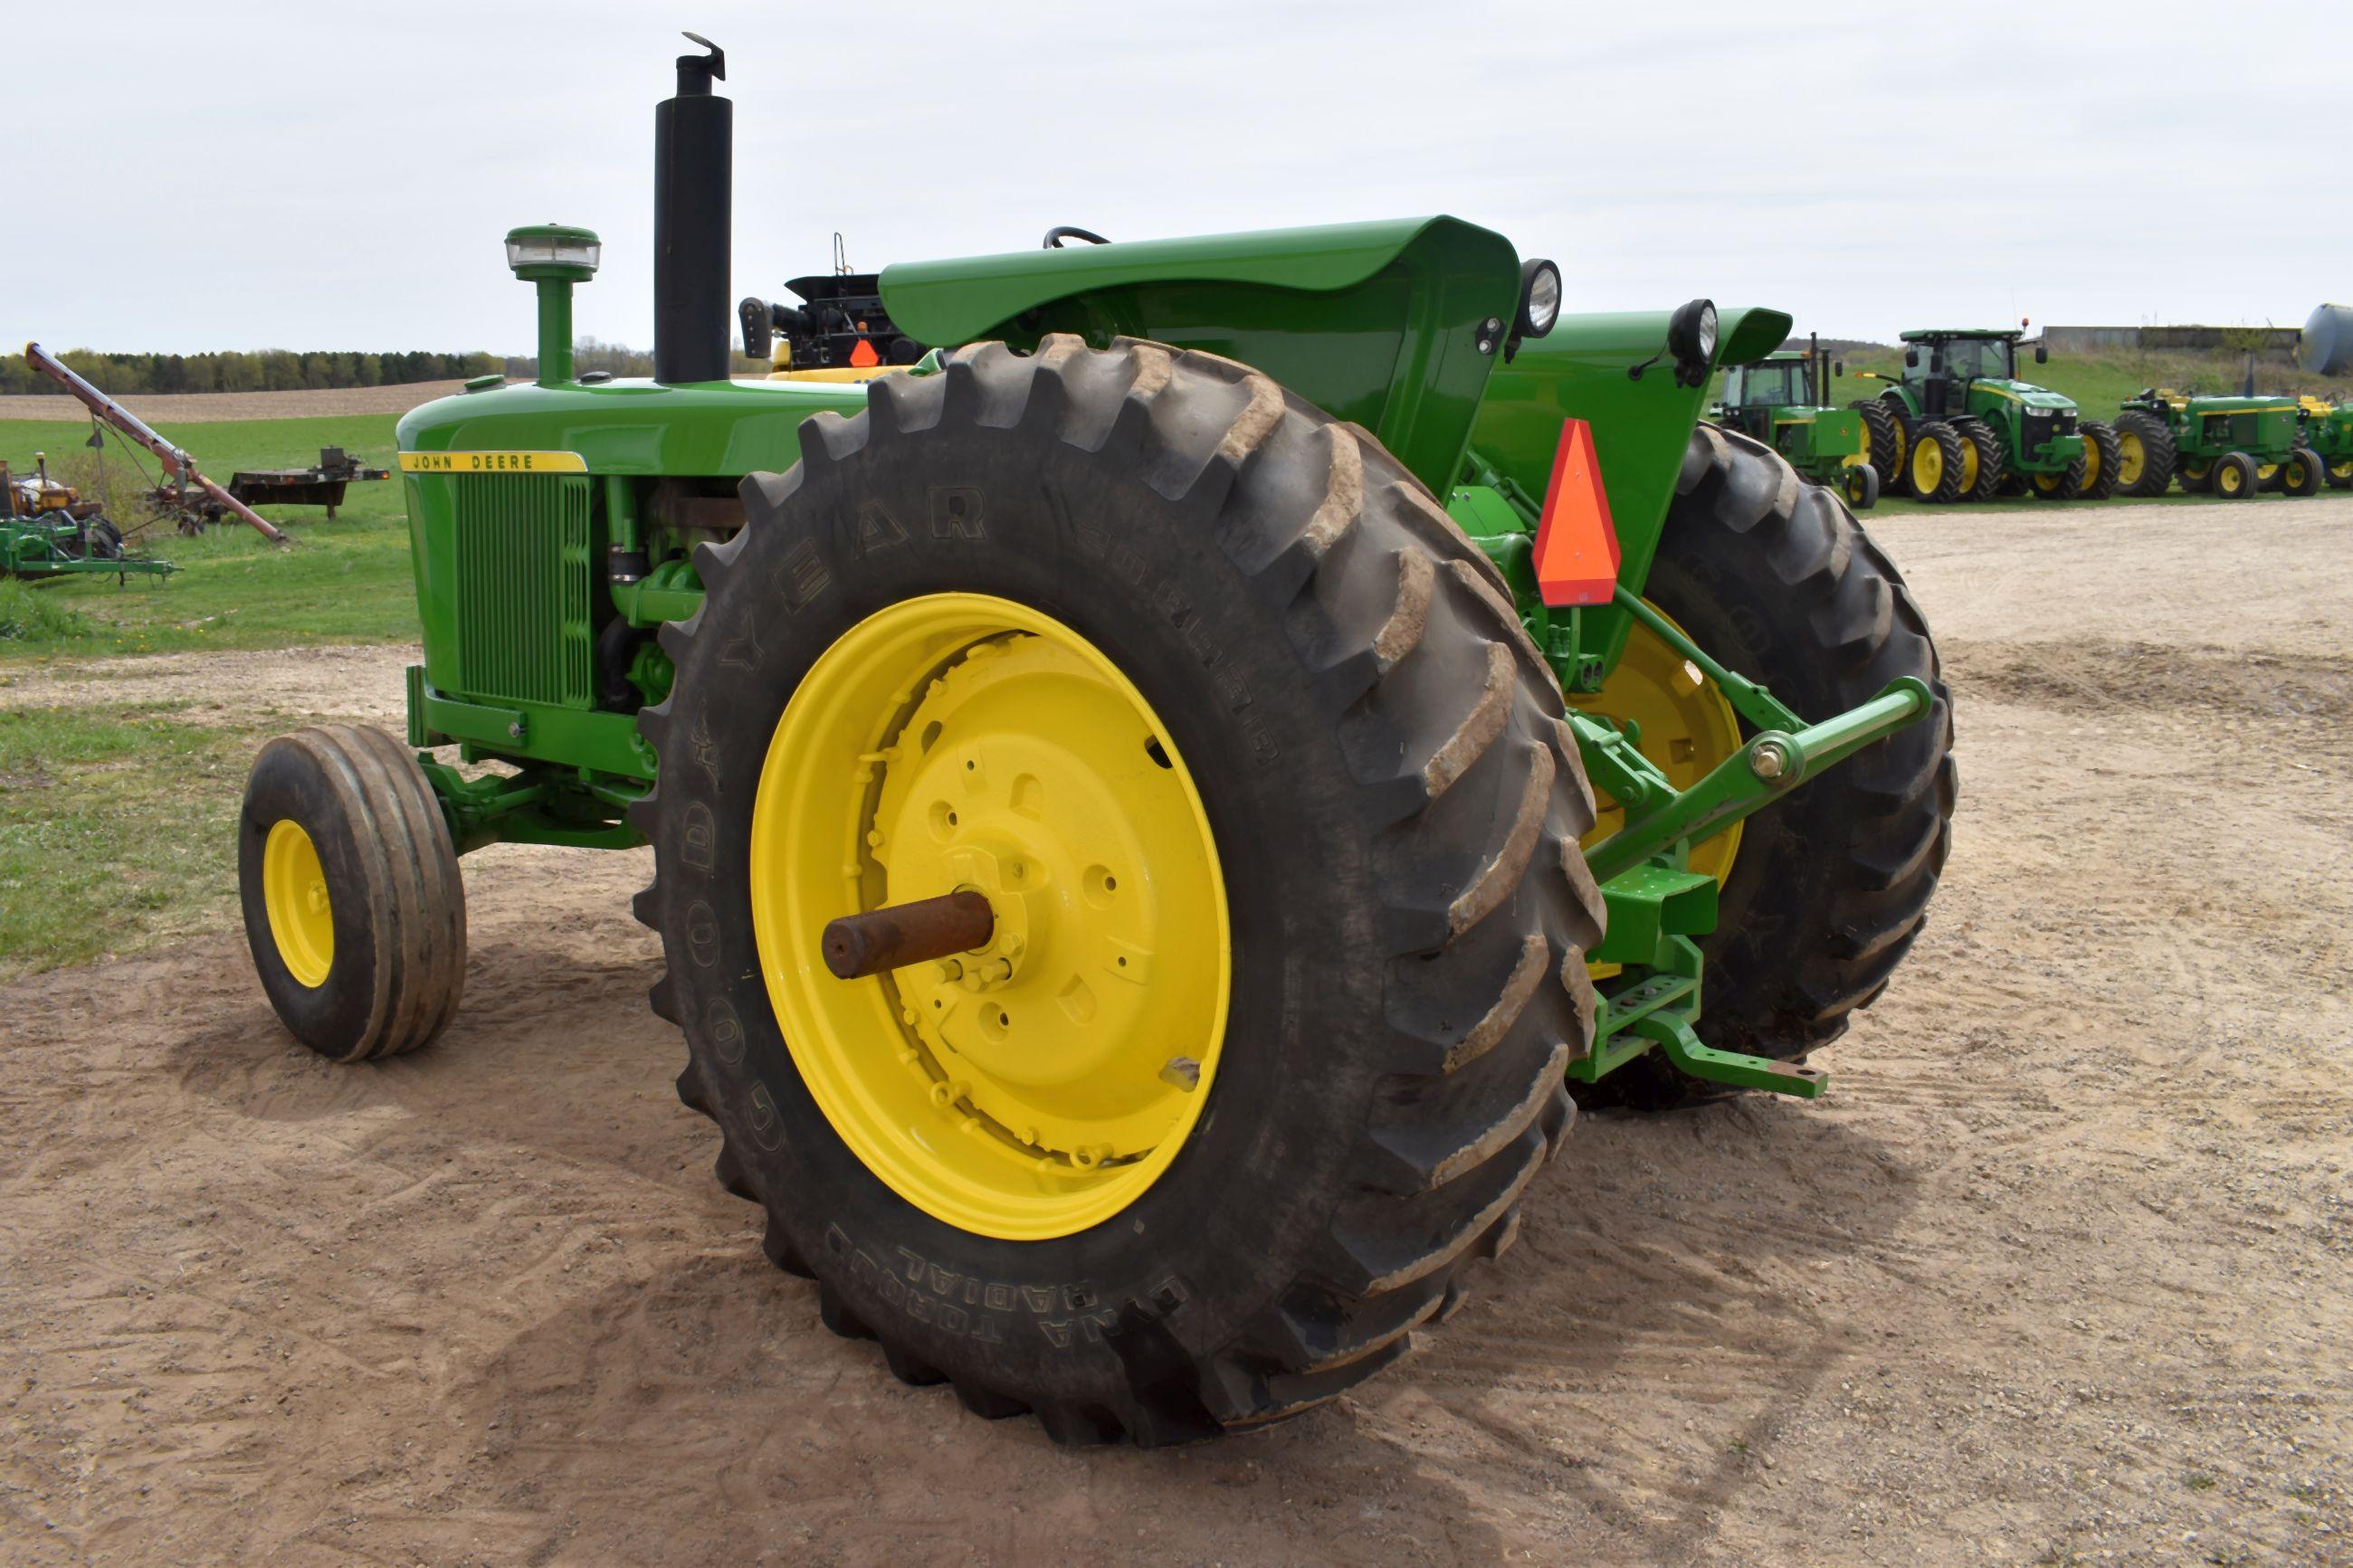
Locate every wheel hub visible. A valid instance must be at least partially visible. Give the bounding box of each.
[748,594,1230,1240]
[262,819,334,988]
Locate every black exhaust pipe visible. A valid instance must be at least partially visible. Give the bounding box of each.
[653,33,730,385]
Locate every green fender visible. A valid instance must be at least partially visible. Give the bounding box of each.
[880,217,1522,497]
[1464,305,1791,675]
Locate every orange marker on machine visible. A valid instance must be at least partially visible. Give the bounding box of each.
[1532,417,1620,607]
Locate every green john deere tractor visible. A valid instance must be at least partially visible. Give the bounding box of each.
[2111,389,2324,499]
[236,37,1954,1446]
[1712,337,1879,509]
[1853,328,2117,503]
[2294,395,2353,491]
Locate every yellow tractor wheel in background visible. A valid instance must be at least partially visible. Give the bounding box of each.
[1571,602,1745,889]
[2116,429,2147,489]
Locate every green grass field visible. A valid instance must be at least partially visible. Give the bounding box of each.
[0,703,259,974]
[0,413,418,659]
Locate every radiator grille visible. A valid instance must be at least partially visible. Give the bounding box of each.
[450,473,595,708]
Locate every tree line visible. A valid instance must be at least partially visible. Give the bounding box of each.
[0,348,504,396]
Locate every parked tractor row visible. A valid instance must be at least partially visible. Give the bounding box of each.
[1718,328,2351,506]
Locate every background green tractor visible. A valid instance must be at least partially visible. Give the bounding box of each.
[2110,390,2324,499]
[1713,337,1880,508]
[2295,395,2353,490]
[233,37,1954,1446]
[1853,328,2117,503]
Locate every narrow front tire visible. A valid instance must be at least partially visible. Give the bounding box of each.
[238,726,468,1062]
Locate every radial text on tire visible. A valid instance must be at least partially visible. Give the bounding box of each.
[633,336,1607,1446]
[238,725,468,1063]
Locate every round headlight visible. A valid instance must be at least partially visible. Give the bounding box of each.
[1667,297,1719,368]
[1517,258,1562,339]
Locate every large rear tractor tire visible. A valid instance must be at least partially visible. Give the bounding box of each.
[1579,425,1957,1110]
[2282,446,2326,498]
[1852,399,1901,482]
[1952,417,2006,503]
[238,725,468,1062]
[634,337,1605,1445]
[1905,420,1969,503]
[2077,421,2122,500]
[2112,411,2177,498]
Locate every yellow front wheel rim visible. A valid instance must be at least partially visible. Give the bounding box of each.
[262,820,334,988]
[1956,435,1981,493]
[1910,440,1944,493]
[748,594,1231,1241]
[2082,439,2103,490]
[2117,432,2146,487]
[2219,465,2243,494]
[1571,602,1745,887]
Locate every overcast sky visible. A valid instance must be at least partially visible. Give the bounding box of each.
[4,1,2345,356]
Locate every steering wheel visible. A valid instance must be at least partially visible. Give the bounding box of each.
[1042,225,1111,250]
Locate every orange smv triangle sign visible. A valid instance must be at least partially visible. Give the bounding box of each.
[1532,417,1620,608]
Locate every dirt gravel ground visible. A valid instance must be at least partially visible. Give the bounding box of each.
[3,497,2348,1565]
[0,383,470,423]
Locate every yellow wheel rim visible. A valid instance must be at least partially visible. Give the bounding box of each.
[2331,461,2353,481]
[1956,435,1981,493]
[2082,439,2102,491]
[2117,432,2146,487]
[2256,462,2278,484]
[262,819,334,989]
[748,593,1230,1241]
[1570,602,1745,888]
[2219,464,2243,495]
[1910,439,1943,493]
[1889,415,1908,471]
[2033,470,2062,494]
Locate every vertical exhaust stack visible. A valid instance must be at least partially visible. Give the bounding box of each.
[653,33,731,385]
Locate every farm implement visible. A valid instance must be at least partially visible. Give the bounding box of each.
[1713,336,1880,508]
[1854,328,2115,502]
[236,36,1955,1445]
[1,452,172,583]
[21,343,289,544]
[2111,389,2324,499]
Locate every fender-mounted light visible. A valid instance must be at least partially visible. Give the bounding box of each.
[1505,258,1562,364]
[1667,298,1718,386]
[1519,259,1562,337]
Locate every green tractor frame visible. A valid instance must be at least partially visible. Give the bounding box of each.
[1,453,169,583]
[233,36,1955,1445]
[1853,328,2116,504]
[2299,395,2353,489]
[1712,336,1880,509]
[2111,389,2325,499]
